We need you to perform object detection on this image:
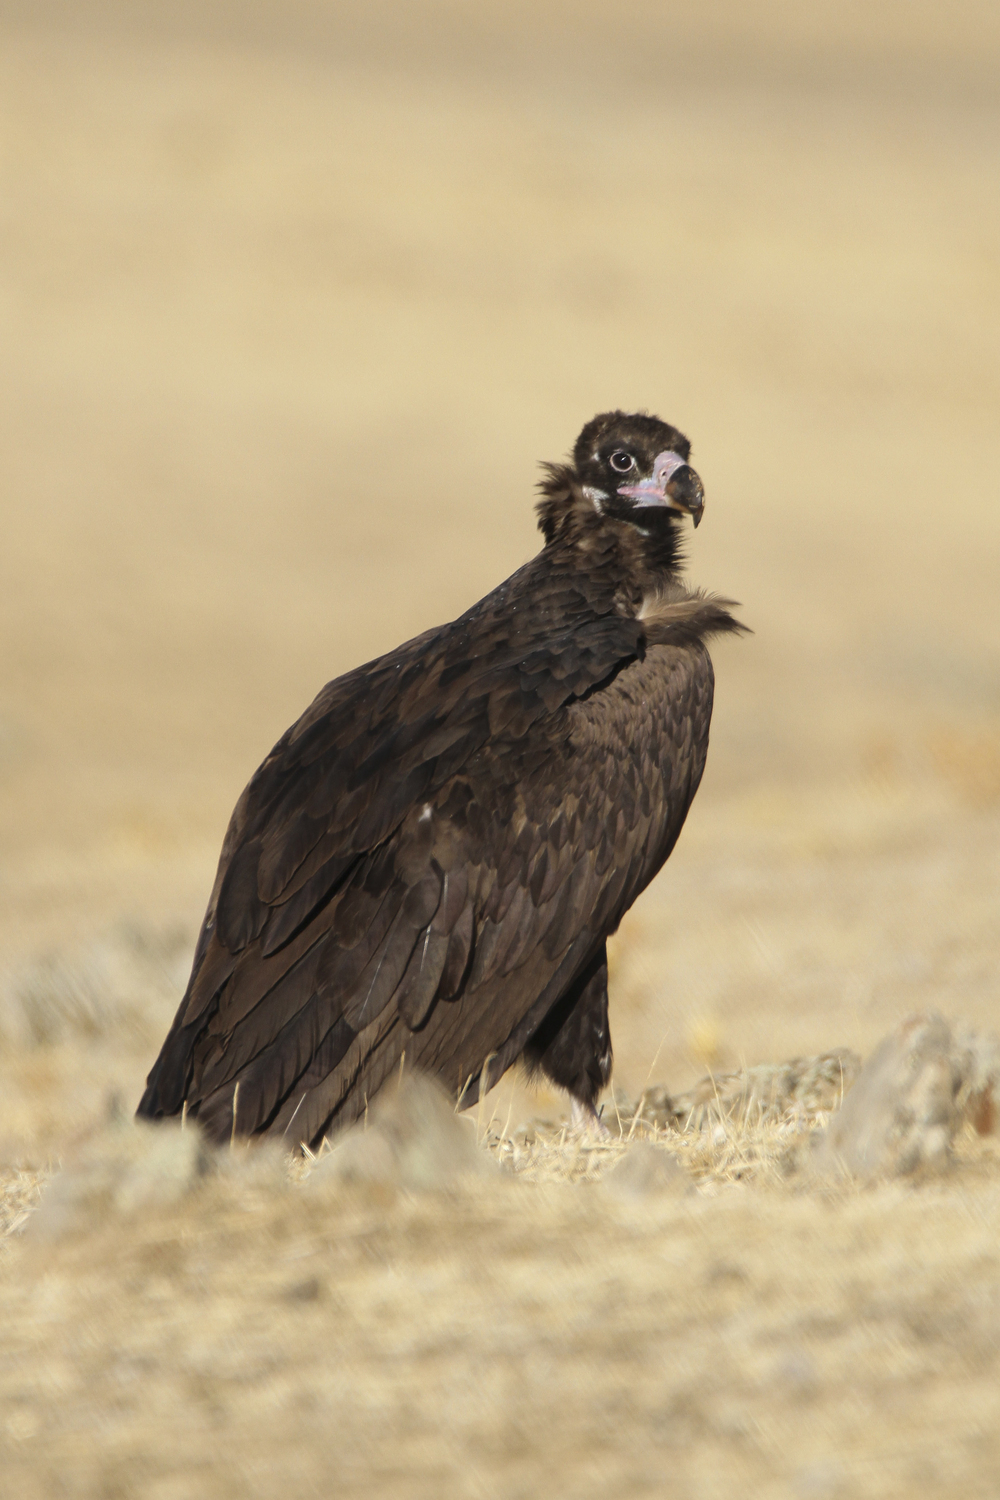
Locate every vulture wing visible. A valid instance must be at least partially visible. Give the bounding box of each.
[139,572,730,1147]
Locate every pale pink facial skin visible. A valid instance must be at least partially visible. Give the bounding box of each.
[615,449,691,509]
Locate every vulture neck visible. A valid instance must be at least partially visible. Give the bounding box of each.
[536,466,685,609]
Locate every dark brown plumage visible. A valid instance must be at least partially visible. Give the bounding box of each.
[137,411,744,1147]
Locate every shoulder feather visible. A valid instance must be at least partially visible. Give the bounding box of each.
[637,588,748,647]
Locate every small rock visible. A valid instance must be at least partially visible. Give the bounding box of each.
[29,1119,209,1240]
[794,1460,848,1500]
[775,1349,819,1397]
[813,1013,959,1181]
[952,1026,1000,1136]
[283,1276,324,1303]
[666,1048,861,1133]
[602,1141,688,1198]
[306,1072,494,1193]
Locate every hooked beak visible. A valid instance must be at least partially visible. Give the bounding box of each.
[617,449,706,528]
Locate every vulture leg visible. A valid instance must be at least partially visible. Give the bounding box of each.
[523,942,612,1128]
[570,1095,609,1138]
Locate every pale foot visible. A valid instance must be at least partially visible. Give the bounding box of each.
[570,1098,610,1138]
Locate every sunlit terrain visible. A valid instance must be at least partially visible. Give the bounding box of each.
[1,2,999,1493]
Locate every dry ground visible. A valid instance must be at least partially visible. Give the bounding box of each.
[2,1101,1000,1500]
[1,1,999,1494]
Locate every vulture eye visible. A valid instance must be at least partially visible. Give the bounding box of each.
[609,451,635,473]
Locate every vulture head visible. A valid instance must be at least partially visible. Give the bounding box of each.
[537,410,705,552]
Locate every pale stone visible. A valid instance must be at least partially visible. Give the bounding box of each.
[30,1118,208,1239]
[306,1072,494,1193]
[602,1141,688,1198]
[814,1013,959,1180]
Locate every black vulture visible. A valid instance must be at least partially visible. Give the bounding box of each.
[138,411,744,1146]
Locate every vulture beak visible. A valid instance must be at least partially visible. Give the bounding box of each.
[617,449,706,528]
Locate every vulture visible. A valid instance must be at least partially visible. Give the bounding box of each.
[138,411,743,1147]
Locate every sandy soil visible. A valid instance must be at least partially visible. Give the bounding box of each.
[2,1137,1000,1500]
[1,2,999,1494]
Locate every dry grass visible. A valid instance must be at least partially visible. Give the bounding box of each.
[0,1167,47,1239]
[0,924,192,1052]
[478,1052,857,1190]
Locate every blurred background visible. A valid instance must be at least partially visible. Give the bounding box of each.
[1,0,999,1148]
